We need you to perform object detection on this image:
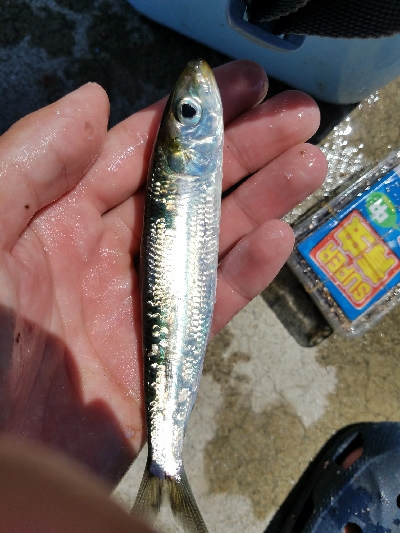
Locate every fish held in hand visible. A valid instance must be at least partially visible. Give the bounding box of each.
[132,59,223,533]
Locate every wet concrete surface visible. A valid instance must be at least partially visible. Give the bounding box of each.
[2,1,400,532]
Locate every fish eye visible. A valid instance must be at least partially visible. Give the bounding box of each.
[176,97,202,126]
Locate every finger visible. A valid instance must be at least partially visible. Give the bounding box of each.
[223,90,321,191]
[0,83,109,251]
[216,60,269,122]
[219,143,327,256]
[211,219,294,338]
[79,61,269,215]
[0,436,156,533]
[103,190,145,258]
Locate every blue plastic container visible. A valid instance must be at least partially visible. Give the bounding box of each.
[127,0,400,104]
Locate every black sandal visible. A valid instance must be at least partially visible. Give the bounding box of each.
[264,422,400,533]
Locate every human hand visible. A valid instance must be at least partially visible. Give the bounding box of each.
[0,60,326,482]
[0,436,156,533]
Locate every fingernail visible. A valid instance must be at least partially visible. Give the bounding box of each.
[253,78,269,106]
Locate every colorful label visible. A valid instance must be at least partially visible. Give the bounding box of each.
[298,165,400,321]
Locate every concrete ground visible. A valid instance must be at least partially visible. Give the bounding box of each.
[1,1,400,532]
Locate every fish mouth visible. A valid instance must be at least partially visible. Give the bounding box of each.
[181,58,219,94]
[186,58,213,78]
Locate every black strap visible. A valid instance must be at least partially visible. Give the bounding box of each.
[246,0,400,38]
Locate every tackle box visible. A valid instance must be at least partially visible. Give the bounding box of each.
[127,0,400,104]
[288,151,400,336]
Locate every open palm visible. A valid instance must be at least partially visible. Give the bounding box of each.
[0,61,326,483]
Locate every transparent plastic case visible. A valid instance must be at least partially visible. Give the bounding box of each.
[288,150,400,337]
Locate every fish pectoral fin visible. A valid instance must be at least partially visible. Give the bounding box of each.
[170,466,210,533]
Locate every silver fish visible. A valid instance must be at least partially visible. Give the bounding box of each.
[132,59,223,533]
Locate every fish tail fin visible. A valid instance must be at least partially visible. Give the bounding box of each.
[132,463,209,533]
[132,465,164,523]
[170,466,209,533]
